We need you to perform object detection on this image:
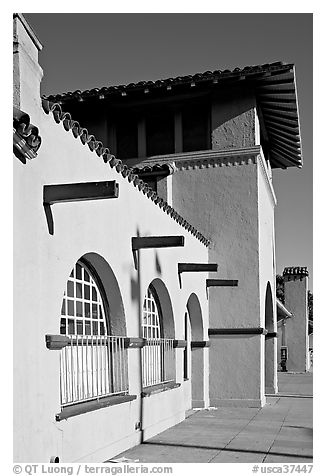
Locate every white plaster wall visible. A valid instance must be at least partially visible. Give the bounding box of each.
[13,16,43,113]
[257,155,278,394]
[14,107,209,462]
[209,335,264,406]
[172,158,266,407]
[257,156,277,328]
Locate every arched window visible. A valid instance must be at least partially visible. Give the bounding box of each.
[142,285,162,340]
[59,259,128,406]
[60,260,108,337]
[141,285,174,387]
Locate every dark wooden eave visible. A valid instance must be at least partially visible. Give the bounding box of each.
[45,62,303,169]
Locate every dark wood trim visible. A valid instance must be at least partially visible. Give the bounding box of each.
[55,394,137,421]
[43,181,119,205]
[209,327,267,336]
[178,263,218,273]
[266,332,278,339]
[141,381,180,398]
[136,169,170,179]
[191,340,211,348]
[132,236,185,250]
[45,334,70,350]
[173,339,187,348]
[46,334,148,349]
[43,181,119,235]
[206,279,238,287]
[124,337,146,348]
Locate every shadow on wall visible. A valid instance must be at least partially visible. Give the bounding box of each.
[83,252,126,336]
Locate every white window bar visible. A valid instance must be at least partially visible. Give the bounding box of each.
[141,287,175,387]
[59,261,128,406]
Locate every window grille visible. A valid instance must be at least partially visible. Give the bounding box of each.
[141,286,175,387]
[59,260,128,406]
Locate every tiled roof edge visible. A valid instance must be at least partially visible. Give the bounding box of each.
[42,100,210,247]
[44,61,293,102]
[283,266,309,277]
[13,106,42,155]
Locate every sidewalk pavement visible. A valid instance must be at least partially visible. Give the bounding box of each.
[110,372,312,464]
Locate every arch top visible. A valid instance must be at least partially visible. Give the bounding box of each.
[145,278,175,338]
[265,281,274,332]
[65,252,126,336]
[186,293,204,341]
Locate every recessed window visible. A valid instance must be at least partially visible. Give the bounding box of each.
[60,260,107,336]
[116,117,138,160]
[146,111,174,157]
[141,285,175,387]
[182,103,210,152]
[59,260,128,407]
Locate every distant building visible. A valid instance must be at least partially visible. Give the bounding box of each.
[277,267,310,372]
[13,13,304,462]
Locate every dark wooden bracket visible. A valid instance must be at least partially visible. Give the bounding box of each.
[206,279,238,287]
[43,180,119,235]
[208,327,267,336]
[123,337,146,348]
[178,263,218,273]
[191,340,211,348]
[131,235,185,269]
[173,339,187,348]
[45,334,70,350]
[178,263,218,287]
[266,332,278,339]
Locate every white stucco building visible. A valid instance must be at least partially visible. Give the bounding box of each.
[13,13,304,462]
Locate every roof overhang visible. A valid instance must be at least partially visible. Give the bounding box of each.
[45,61,303,169]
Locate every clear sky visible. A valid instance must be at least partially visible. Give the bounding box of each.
[24,12,313,289]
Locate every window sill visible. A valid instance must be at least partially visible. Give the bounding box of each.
[141,381,180,398]
[56,394,137,421]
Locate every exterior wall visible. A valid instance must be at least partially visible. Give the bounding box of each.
[211,87,258,150]
[257,155,278,393]
[283,274,309,372]
[13,14,43,112]
[13,100,209,462]
[172,150,268,407]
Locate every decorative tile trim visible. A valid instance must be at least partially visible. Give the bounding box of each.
[283,266,309,277]
[13,107,42,159]
[132,146,261,171]
[42,100,210,247]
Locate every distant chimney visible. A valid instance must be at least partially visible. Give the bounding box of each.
[282,266,309,372]
[13,13,43,111]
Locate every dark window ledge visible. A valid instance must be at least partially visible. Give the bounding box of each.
[141,381,180,398]
[56,394,137,421]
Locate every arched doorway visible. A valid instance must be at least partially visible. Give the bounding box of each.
[184,294,205,409]
[265,281,277,394]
